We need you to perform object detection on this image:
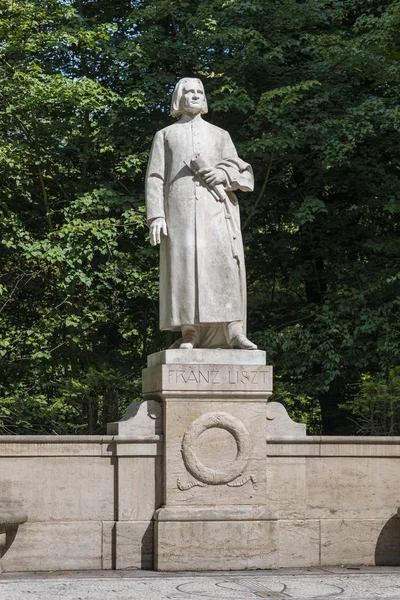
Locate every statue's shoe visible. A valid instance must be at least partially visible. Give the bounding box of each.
[179,335,198,349]
[230,334,258,350]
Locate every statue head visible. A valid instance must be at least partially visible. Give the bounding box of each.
[170,77,208,117]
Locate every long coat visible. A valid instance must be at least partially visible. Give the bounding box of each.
[146,115,254,331]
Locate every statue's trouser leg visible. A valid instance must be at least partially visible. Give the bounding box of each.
[180,325,199,349]
[226,321,258,350]
[225,320,245,342]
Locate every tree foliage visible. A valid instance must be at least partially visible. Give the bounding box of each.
[340,368,400,436]
[0,0,399,434]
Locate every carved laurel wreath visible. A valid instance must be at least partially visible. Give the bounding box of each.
[180,411,250,485]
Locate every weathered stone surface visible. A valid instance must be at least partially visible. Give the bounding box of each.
[321,518,400,566]
[266,457,307,519]
[155,518,279,571]
[0,521,102,572]
[0,457,115,522]
[278,520,320,567]
[318,437,400,457]
[148,349,266,367]
[155,506,278,521]
[118,456,163,522]
[267,436,400,458]
[103,521,154,570]
[266,440,320,457]
[307,457,400,519]
[101,521,114,570]
[115,521,154,570]
[164,401,267,506]
[107,400,162,436]
[266,402,307,437]
[0,437,114,457]
[114,441,163,457]
[0,503,27,528]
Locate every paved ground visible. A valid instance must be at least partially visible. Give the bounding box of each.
[1,567,400,599]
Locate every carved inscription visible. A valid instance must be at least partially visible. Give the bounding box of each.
[227,369,270,385]
[168,369,221,384]
[167,367,270,386]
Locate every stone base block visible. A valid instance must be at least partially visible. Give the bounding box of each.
[154,506,278,571]
[278,520,320,567]
[0,521,102,572]
[321,518,400,566]
[116,521,153,570]
[102,521,154,570]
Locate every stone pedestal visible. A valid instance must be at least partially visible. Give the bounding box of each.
[143,349,277,571]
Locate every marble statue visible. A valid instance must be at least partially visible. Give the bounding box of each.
[145,77,257,350]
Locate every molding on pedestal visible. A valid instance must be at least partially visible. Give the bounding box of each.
[143,364,273,400]
[147,349,266,367]
[154,505,278,521]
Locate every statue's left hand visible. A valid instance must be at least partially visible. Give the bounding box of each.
[198,167,226,187]
[149,217,168,246]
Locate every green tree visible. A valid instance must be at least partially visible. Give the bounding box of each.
[0,0,156,432]
[341,368,400,435]
[0,0,399,434]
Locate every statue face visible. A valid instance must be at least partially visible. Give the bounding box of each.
[180,81,206,115]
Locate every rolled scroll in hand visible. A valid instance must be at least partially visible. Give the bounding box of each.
[189,154,228,202]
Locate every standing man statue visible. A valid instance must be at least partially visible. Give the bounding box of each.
[146,77,257,350]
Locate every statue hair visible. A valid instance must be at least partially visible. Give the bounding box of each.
[170,77,208,117]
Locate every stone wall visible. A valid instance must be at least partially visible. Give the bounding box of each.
[0,434,162,572]
[0,403,399,572]
[267,433,400,567]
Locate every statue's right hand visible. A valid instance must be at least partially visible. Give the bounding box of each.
[149,217,168,246]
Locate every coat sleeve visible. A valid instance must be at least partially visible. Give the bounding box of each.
[217,131,254,193]
[145,130,166,224]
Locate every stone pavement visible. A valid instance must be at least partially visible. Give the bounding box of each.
[1,567,400,600]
